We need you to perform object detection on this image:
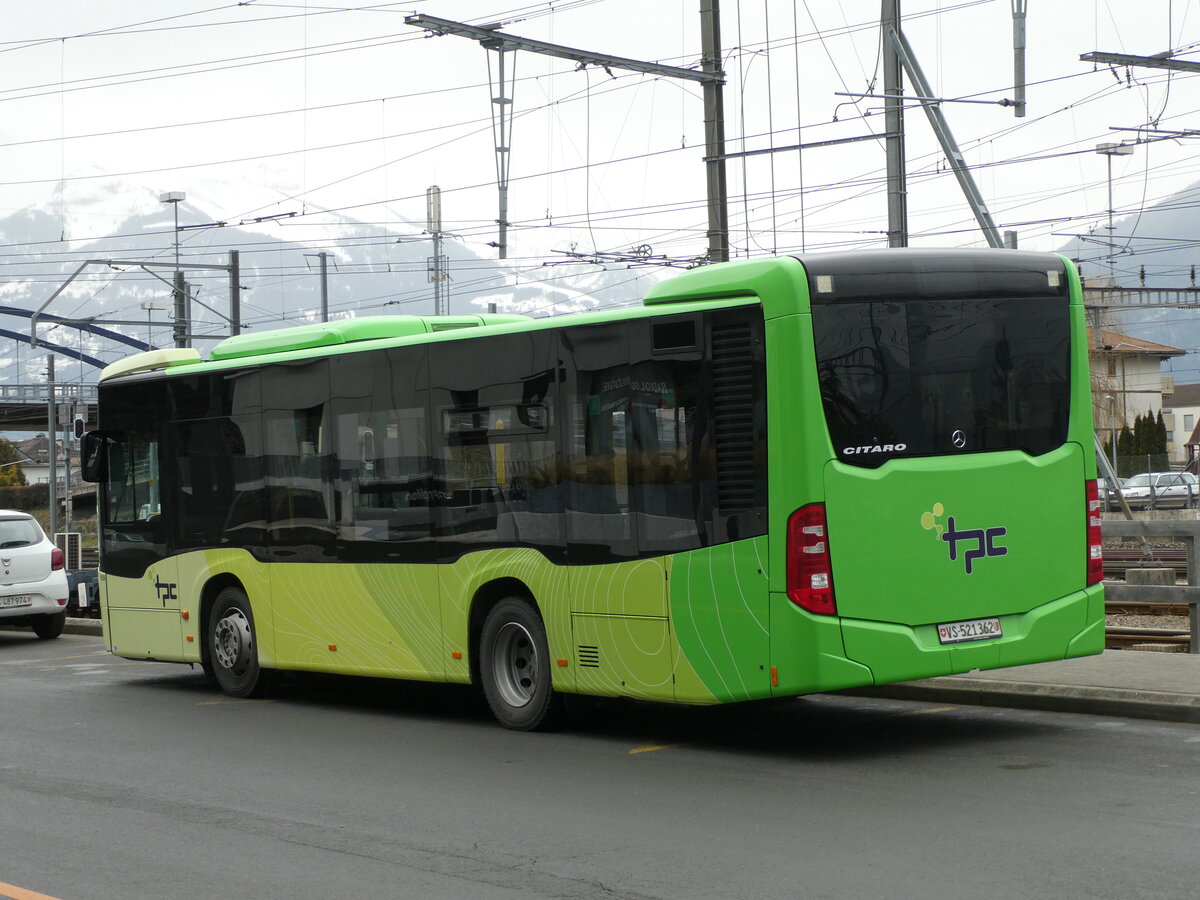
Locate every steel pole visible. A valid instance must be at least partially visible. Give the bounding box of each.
[883,0,907,247]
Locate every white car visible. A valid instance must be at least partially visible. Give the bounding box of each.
[1121,471,1200,509]
[0,511,69,639]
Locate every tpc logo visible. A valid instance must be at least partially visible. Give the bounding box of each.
[920,503,1007,575]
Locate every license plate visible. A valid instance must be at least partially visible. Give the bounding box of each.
[937,617,1002,645]
[0,595,33,610]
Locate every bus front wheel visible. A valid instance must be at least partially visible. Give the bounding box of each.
[479,597,561,731]
[208,587,272,698]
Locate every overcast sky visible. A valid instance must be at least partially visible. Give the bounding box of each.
[3,1,1200,304]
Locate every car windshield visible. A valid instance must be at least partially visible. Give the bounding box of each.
[1124,474,1153,487]
[0,517,41,548]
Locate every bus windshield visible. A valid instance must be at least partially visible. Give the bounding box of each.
[813,293,1071,466]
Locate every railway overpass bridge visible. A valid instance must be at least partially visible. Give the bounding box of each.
[0,383,98,431]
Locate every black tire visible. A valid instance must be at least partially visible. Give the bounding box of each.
[479,596,561,731]
[207,587,272,698]
[32,611,66,640]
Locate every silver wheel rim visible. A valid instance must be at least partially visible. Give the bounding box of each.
[213,608,253,676]
[490,621,538,709]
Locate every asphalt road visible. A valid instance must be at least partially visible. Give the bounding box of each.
[1,630,1197,900]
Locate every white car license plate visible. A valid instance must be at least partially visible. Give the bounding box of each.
[0,595,34,610]
[937,617,1002,645]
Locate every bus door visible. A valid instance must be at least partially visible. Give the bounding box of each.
[97,414,184,658]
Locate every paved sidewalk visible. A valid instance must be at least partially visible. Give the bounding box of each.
[57,618,1200,724]
[846,650,1200,724]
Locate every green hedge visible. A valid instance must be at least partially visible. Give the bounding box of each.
[0,484,50,511]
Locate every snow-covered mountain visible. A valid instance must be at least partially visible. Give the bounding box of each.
[0,182,664,382]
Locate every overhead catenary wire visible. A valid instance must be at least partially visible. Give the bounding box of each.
[2,0,1198,364]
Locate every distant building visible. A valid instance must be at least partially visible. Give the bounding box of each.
[12,434,78,491]
[1163,383,1200,469]
[1088,328,1185,464]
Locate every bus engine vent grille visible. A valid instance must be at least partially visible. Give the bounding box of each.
[711,322,757,511]
[578,645,601,668]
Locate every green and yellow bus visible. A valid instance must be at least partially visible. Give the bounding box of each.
[82,249,1104,729]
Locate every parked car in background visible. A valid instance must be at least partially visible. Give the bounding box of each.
[0,511,70,639]
[1121,471,1200,509]
[66,568,100,619]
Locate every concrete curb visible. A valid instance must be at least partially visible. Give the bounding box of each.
[844,677,1200,725]
[65,617,103,636]
[1,617,103,637]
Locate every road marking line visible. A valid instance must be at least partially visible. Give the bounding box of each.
[0,880,64,900]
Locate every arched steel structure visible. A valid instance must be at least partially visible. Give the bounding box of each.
[1,305,150,357]
[0,328,108,369]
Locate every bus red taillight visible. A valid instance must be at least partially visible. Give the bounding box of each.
[1085,479,1103,586]
[787,504,837,615]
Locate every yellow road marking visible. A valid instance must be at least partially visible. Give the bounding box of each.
[629,743,682,754]
[0,880,64,900]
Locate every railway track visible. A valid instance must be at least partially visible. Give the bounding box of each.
[1105,626,1191,651]
[1103,548,1188,579]
[1102,549,1193,649]
[1104,599,1190,617]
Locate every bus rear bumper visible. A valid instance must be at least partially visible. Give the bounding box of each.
[838,583,1105,686]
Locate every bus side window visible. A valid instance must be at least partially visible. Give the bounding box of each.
[562,324,637,561]
[628,315,707,554]
[330,346,434,560]
[172,417,248,550]
[261,360,336,562]
[429,331,563,556]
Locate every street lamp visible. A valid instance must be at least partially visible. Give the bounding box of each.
[1095,143,1135,284]
[159,191,186,260]
[160,192,187,348]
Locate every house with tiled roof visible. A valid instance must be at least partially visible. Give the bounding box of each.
[12,435,77,491]
[1089,328,1186,465]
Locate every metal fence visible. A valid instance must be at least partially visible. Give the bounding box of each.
[1102,519,1200,654]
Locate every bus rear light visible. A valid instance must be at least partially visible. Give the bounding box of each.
[1085,479,1103,586]
[787,504,837,615]
[51,547,65,571]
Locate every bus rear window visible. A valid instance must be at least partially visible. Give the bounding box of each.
[813,294,1070,466]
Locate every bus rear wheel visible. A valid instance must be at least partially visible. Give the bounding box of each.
[208,587,272,698]
[479,597,561,731]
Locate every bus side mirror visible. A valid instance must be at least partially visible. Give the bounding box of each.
[80,430,107,483]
